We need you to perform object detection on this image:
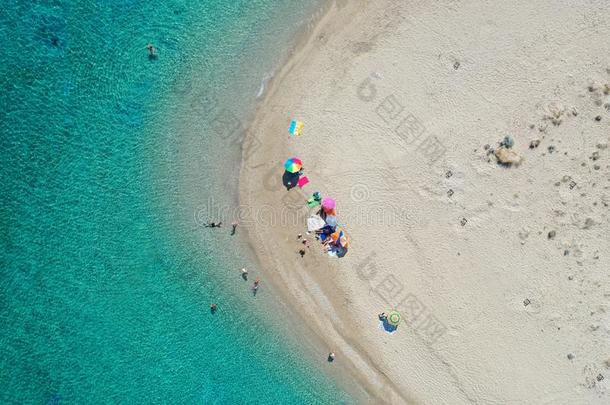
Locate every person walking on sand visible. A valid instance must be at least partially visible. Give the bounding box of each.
[231,221,238,235]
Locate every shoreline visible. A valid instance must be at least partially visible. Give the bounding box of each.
[239,0,610,403]
[238,1,406,402]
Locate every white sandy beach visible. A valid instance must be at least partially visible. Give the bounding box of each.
[240,0,610,403]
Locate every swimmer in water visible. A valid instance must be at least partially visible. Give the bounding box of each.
[210,303,217,313]
[252,278,260,295]
[146,43,157,59]
[241,267,248,280]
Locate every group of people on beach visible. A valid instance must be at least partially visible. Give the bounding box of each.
[297,233,311,257]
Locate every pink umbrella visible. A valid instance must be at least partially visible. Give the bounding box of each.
[321,197,336,210]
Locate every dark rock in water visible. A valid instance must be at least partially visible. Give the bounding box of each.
[547,230,557,239]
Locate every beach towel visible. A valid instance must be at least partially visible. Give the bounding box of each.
[288,119,304,136]
[307,192,321,207]
[307,215,326,231]
[297,176,309,188]
[379,320,397,334]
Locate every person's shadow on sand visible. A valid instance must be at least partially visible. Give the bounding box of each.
[282,171,300,190]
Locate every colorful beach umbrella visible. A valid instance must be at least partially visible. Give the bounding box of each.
[387,310,401,326]
[288,119,304,136]
[284,157,302,173]
[321,197,336,210]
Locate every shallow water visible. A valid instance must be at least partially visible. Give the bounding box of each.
[0,0,351,403]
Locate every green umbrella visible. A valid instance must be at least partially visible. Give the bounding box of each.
[387,310,401,326]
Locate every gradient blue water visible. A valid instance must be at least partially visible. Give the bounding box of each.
[0,1,351,403]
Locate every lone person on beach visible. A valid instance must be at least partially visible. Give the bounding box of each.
[252,278,260,295]
[299,249,306,258]
[231,221,238,235]
[328,352,336,362]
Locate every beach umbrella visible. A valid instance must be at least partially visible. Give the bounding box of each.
[325,215,338,227]
[387,310,401,326]
[321,197,336,211]
[284,157,302,173]
[307,215,326,231]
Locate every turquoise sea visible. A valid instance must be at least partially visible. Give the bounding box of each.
[0,0,352,403]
